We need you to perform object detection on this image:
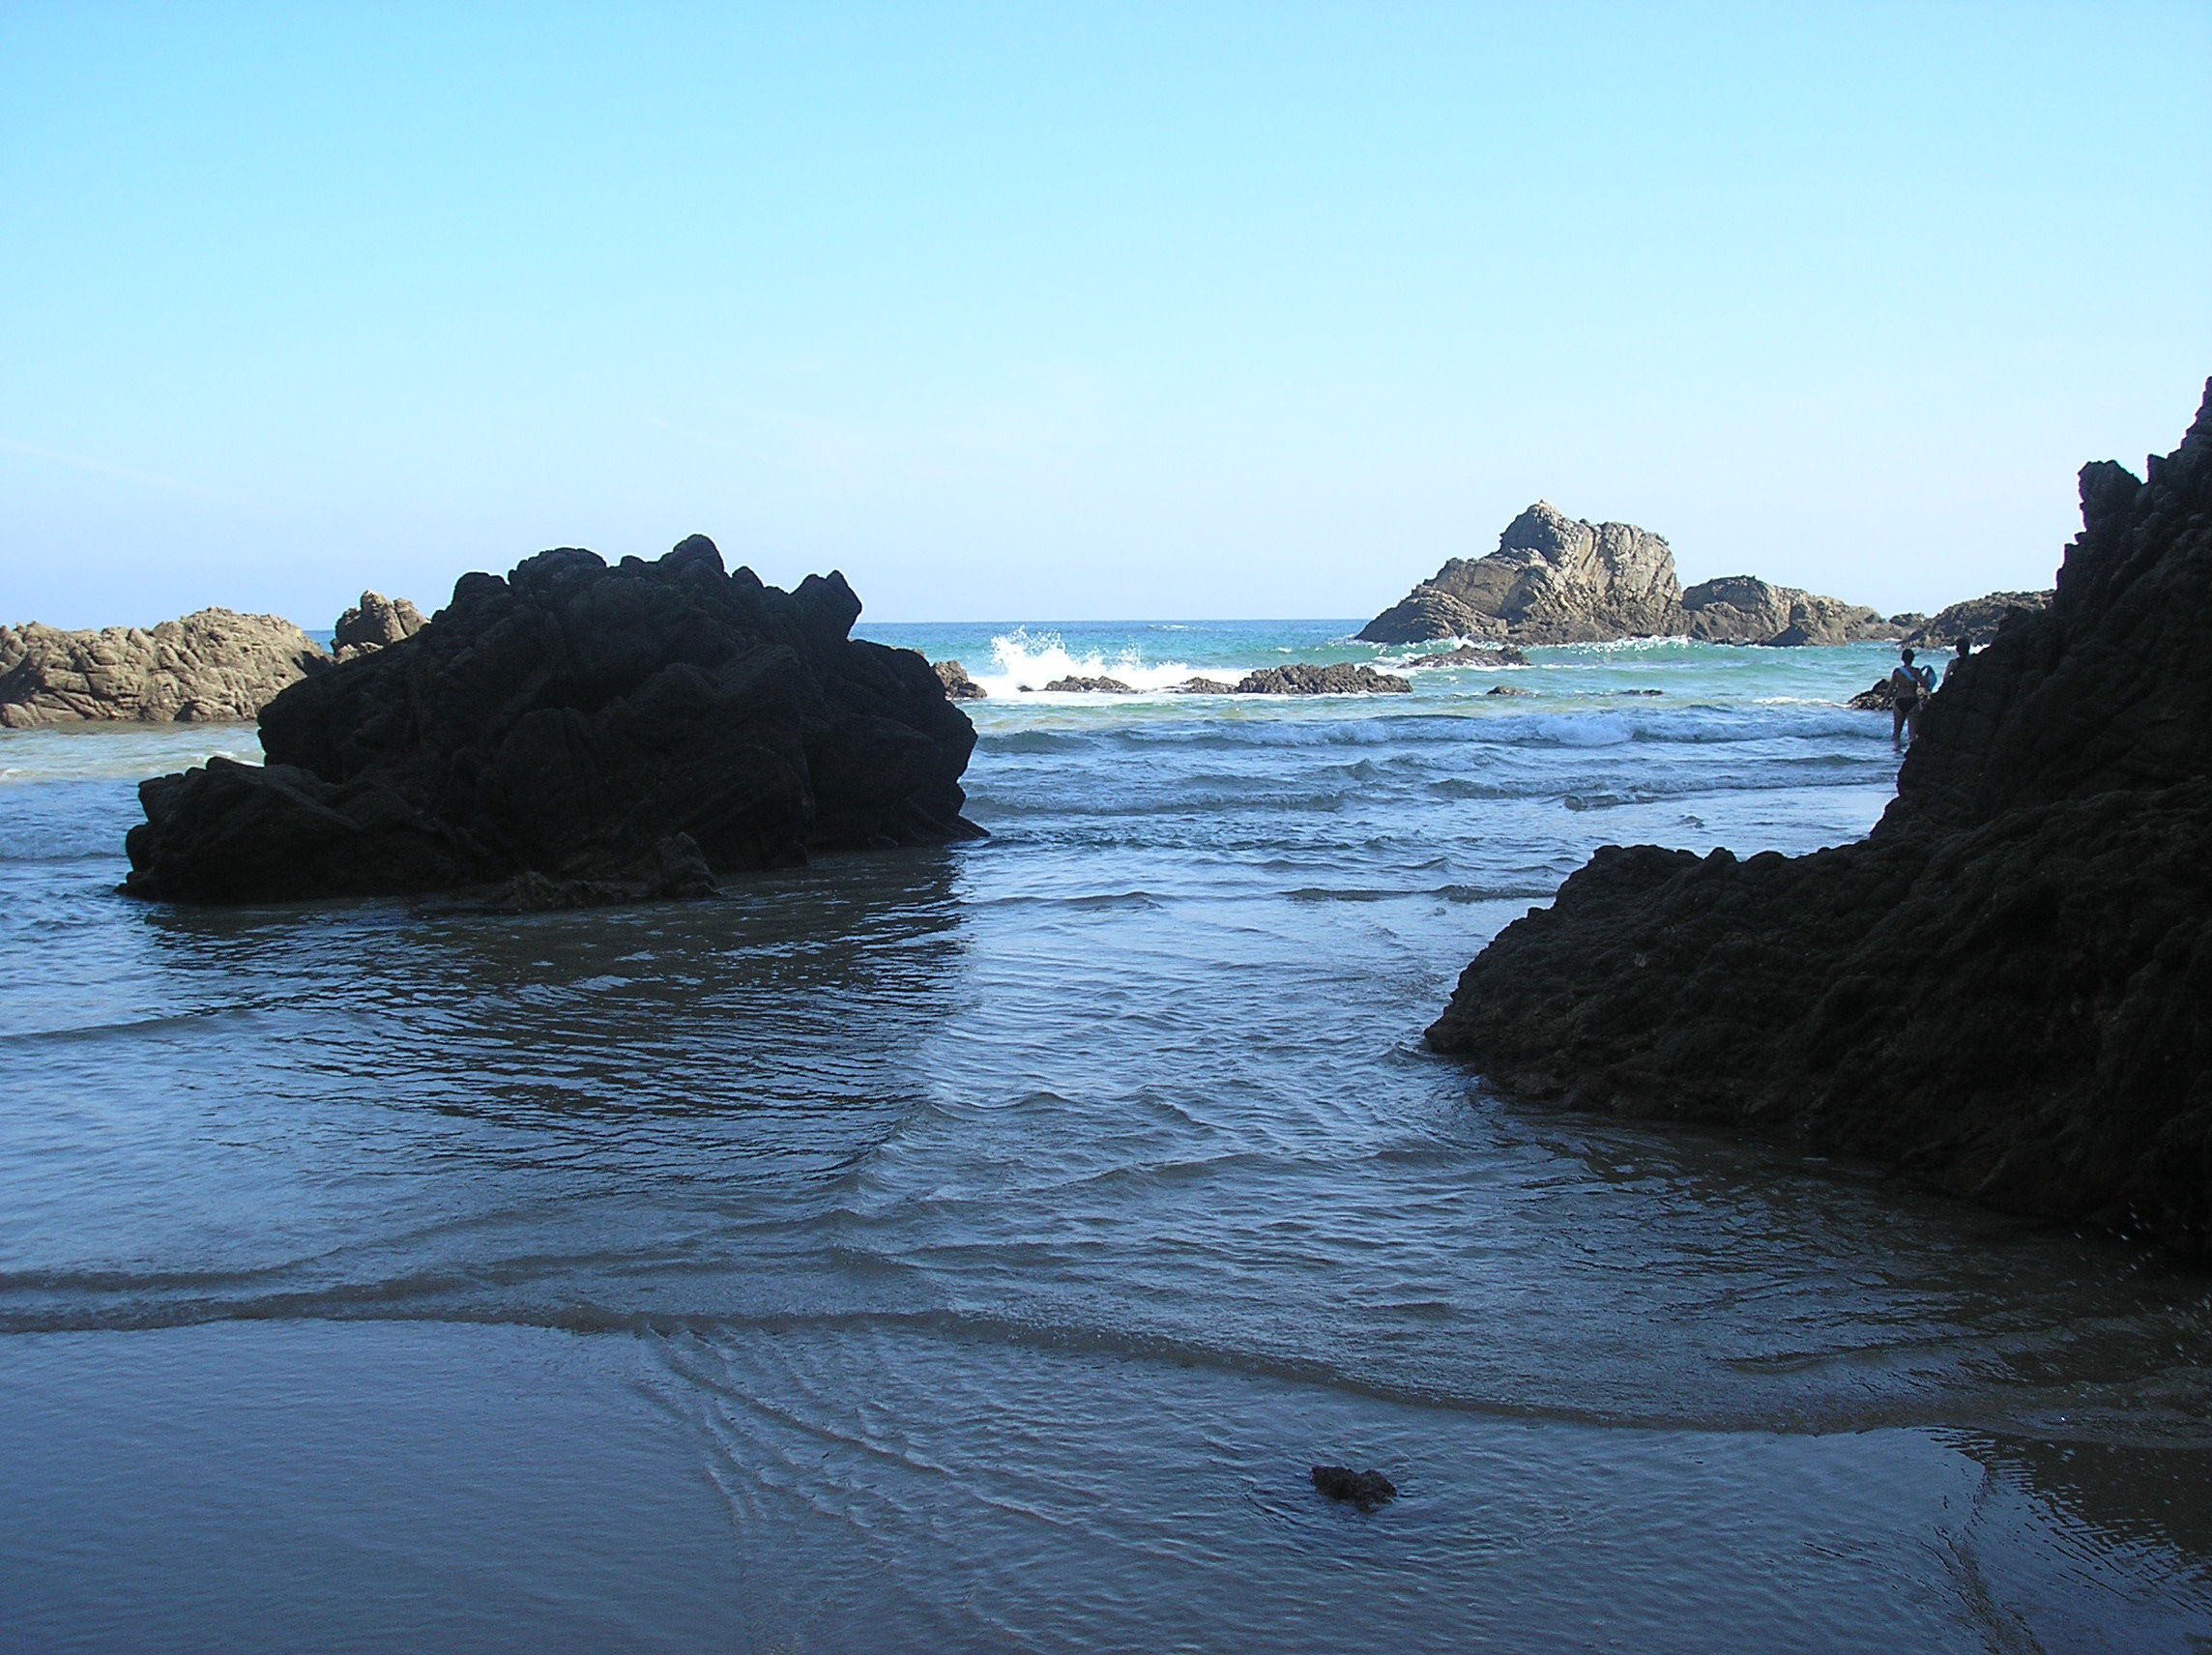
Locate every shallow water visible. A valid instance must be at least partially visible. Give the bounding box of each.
[4,624,2208,1653]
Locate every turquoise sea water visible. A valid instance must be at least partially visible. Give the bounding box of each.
[2,622,2207,1653]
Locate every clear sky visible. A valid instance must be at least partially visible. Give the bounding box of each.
[3,2,2206,629]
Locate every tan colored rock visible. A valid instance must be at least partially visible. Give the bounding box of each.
[332,592,427,663]
[0,609,329,728]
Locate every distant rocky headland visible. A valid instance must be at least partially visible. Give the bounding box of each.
[1425,385,2212,1257]
[124,537,981,902]
[1361,502,1900,647]
[1,591,426,728]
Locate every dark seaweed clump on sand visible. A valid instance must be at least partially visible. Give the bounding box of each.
[1427,382,2212,1257]
[126,536,982,901]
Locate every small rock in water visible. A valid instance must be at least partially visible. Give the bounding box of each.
[1486,684,1534,697]
[1311,1465,1396,1512]
[1040,676,1136,693]
[1847,679,1896,711]
[1616,688,1663,696]
[1170,677,1237,694]
[933,659,987,701]
[1234,664,1411,695]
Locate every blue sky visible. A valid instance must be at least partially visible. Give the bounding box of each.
[3,2,2206,628]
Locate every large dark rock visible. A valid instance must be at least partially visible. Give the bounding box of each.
[0,609,328,727]
[124,537,982,901]
[1425,384,2212,1256]
[1358,504,1885,646]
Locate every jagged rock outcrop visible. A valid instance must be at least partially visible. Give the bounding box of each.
[933,660,986,700]
[1040,676,1136,693]
[1359,503,1886,647]
[333,592,427,662]
[124,537,982,901]
[1902,590,2052,650]
[1680,575,1892,645]
[1171,678,1237,694]
[1235,664,1411,695]
[1425,384,2212,1256]
[0,609,328,728]
[1360,504,1683,644]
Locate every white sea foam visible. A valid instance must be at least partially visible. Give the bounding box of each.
[970,629,1251,699]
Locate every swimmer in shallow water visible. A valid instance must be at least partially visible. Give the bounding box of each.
[1889,647,1934,743]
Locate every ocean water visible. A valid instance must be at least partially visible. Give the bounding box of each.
[3,622,2208,1654]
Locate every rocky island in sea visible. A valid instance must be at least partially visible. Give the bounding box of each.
[1359,500,1895,646]
[1425,384,2212,1258]
[0,589,431,728]
[123,536,982,902]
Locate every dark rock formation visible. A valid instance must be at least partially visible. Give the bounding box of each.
[1425,385,2212,1257]
[1311,1466,1396,1511]
[1486,684,1535,697]
[1889,611,1930,631]
[1683,575,1891,646]
[1410,643,1530,667]
[933,659,987,700]
[1170,677,1237,694]
[124,537,982,901]
[0,609,327,727]
[1903,590,2052,650]
[1040,676,1136,693]
[1847,680,1899,711]
[333,592,427,662]
[1359,504,1886,646]
[1235,664,1412,695]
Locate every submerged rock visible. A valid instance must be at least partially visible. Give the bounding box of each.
[1170,677,1237,694]
[124,537,982,901]
[1425,384,2212,1257]
[1357,504,1887,646]
[1040,676,1136,693]
[0,609,328,727]
[1486,684,1535,697]
[933,659,987,700]
[332,592,427,662]
[1412,643,1530,667]
[1311,1466,1396,1511]
[1235,664,1412,695]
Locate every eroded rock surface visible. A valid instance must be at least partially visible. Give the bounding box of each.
[933,660,987,700]
[0,609,328,727]
[1235,664,1411,695]
[125,537,982,901]
[1359,503,1887,646]
[1682,575,1891,646]
[1425,385,2212,1256]
[1040,676,1136,693]
[333,592,427,662]
[1902,590,2052,650]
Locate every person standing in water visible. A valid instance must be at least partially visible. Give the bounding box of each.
[1889,647,1935,743]
[1941,636,1972,686]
